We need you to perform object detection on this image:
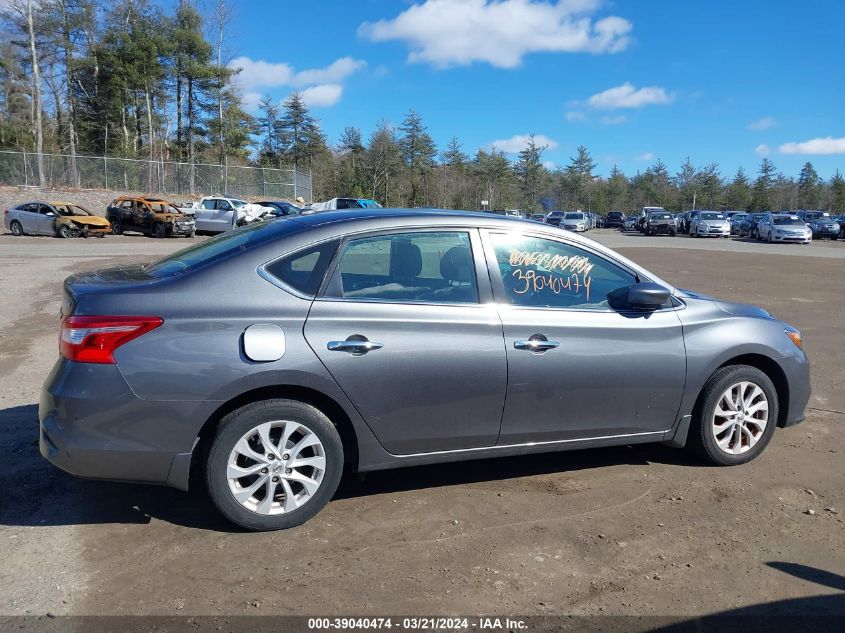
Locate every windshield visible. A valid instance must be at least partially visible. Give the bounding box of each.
[145,221,297,277]
[773,216,804,225]
[650,213,672,219]
[607,212,623,218]
[564,213,584,219]
[54,204,91,217]
[700,212,724,220]
[147,201,183,214]
[804,212,829,220]
[732,214,748,221]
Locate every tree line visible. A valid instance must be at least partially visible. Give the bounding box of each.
[1,0,843,211]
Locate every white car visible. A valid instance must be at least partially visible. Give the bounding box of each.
[306,198,366,213]
[561,212,589,232]
[191,196,274,233]
[689,211,731,238]
[755,213,812,244]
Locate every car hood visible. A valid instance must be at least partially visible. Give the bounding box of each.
[676,287,773,319]
[60,215,110,227]
[699,219,728,226]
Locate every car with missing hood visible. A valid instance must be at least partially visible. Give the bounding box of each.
[755,213,812,244]
[39,209,810,531]
[644,211,677,236]
[191,195,273,233]
[5,201,111,238]
[797,210,839,240]
[107,196,195,238]
[688,211,731,238]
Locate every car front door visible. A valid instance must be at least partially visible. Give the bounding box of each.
[214,199,235,230]
[481,230,687,445]
[304,228,508,455]
[35,204,58,235]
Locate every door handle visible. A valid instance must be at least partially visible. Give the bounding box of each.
[327,336,383,356]
[514,336,560,353]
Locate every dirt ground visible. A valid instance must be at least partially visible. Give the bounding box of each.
[0,228,843,619]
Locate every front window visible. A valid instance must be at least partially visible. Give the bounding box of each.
[489,233,637,311]
[323,231,478,304]
[699,212,724,220]
[147,201,183,214]
[773,216,805,225]
[563,213,584,220]
[54,204,92,217]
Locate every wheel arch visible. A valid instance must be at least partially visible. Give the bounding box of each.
[693,353,790,428]
[188,384,360,486]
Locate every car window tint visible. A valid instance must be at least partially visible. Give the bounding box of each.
[264,240,339,297]
[490,233,636,310]
[325,231,478,304]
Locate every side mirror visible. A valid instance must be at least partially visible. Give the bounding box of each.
[609,282,671,311]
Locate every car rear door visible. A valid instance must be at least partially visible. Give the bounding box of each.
[304,228,507,455]
[481,229,686,445]
[16,204,39,234]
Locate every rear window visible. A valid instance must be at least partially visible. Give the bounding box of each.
[145,221,299,277]
[264,240,339,296]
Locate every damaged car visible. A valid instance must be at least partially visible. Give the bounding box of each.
[191,195,274,233]
[107,196,195,238]
[4,201,111,238]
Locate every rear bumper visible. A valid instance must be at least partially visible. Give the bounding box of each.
[39,358,208,489]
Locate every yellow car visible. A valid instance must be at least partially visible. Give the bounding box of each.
[4,201,111,238]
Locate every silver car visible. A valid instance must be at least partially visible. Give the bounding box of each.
[689,211,731,237]
[40,209,810,531]
[561,211,588,232]
[756,213,812,244]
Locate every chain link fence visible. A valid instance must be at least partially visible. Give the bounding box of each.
[0,150,312,201]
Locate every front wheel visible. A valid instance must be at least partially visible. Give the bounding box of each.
[751,229,758,240]
[206,399,344,531]
[153,223,167,238]
[57,224,73,239]
[10,220,23,236]
[688,365,778,466]
[110,219,122,235]
[767,231,773,243]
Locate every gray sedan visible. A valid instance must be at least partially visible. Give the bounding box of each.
[40,209,810,531]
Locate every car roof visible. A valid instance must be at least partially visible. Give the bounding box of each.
[114,195,172,203]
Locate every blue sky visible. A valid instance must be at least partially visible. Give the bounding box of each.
[222,0,844,179]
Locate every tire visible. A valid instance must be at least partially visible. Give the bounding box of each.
[687,365,779,466]
[57,224,72,239]
[751,228,758,240]
[187,230,196,238]
[205,399,344,531]
[110,219,122,235]
[767,231,773,244]
[9,220,23,236]
[670,229,676,237]
[153,223,167,238]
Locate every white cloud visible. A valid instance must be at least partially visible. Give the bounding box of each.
[755,144,770,156]
[600,114,626,125]
[292,57,367,88]
[636,152,655,161]
[487,134,559,153]
[358,0,632,69]
[587,82,674,109]
[778,136,845,155]
[748,116,776,131]
[229,56,293,91]
[228,55,366,109]
[565,110,586,122]
[300,84,344,108]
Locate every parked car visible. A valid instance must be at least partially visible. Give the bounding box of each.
[106,196,195,238]
[680,210,702,234]
[755,213,812,244]
[308,198,367,212]
[529,213,546,222]
[835,215,845,239]
[622,215,638,231]
[255,200,302,218]
[730,212,749,235]
[644,211,677,236]
[637,206,666,232]
[688,211,730,238]
[562,211,589,232]
[191,196,273,233]
[797,210,839,240]
[739,212,767,238]
[545,211,564,227]
[5,201,111,238]
[39,209,811,531]
[604,211,625,229]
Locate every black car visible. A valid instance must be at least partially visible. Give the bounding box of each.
[680,210,700,234]
[644,211,677,236]
[739,212,767,238]
[545,211,564,226]
[256,200,302,218]
[797,210,839,240]
[604,211,625,228]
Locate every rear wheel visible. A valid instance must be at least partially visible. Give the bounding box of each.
[9,220,23,236]
[154,222,167,238]
[688,365,778,466]
[206,399,344,531]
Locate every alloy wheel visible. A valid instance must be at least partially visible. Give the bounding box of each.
[226,420,326,516]
[711,381,769,455]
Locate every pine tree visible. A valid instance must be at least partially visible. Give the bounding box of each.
[726,167,752,211]
[277,92,318,169]
[830,170,845,214]
[514,134,546,210]
[797,161,821,209]
[750,158,778,211]
[398,109,436,207]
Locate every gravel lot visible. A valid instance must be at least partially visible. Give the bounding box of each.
[0,227,843,618]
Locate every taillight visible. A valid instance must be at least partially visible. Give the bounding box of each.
[60,315,163,364]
